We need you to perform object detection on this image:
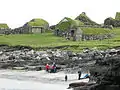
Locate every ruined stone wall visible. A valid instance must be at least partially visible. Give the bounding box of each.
[0,26,47,35]
[0,28,12,35]
[82,34,113,41]
[0,26,33,35]
[54,29,113,41]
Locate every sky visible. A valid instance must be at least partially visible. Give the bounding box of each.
[0,0,120,29]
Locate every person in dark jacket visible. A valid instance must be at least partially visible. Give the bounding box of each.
[65,75,68,81]
[78,70,81,80]
[50,62,57,73]
[52,62,57,73]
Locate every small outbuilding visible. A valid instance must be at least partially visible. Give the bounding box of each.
[54,27,83,41]
[67,27,83,41]
[54,17,84,41]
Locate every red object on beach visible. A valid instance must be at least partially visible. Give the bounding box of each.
[45,64,50,71]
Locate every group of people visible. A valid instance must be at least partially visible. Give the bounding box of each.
[45,63,90,81]
[45,62,57,73]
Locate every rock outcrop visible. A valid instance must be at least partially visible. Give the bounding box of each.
[70,48,120,90]
[75,12,98,25]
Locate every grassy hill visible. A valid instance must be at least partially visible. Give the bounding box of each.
[0,28,120,52]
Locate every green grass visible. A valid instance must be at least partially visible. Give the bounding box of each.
[81,28,111,35]
[0,28,120,52]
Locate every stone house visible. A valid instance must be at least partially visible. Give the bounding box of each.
[22,26,45,34]
[67,27,83,41]
[54,27,83,41]
[12,26,45,34]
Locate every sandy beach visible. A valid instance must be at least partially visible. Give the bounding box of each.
[0,70,89,90]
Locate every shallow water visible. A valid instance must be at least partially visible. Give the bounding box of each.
[0,70,89,90]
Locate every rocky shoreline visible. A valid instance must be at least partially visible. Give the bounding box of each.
[0,45,120,90]
[0,45,97,71]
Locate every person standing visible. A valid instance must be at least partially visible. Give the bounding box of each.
[78,70,82,80]
[52,62,57,73]
[45,64,50,72]
[65,75,68,81]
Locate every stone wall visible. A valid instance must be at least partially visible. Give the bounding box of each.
[0,26,46,35]
[0,28,11,34]
[54,29,113,41]
[82,34,113,41]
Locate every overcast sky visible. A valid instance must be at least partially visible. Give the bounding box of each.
[0,0,119,28]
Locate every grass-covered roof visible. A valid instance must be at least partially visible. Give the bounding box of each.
[0,23,9,29]
[56,17,84,31]
[25,18,49,27]
[115,12,120,20]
